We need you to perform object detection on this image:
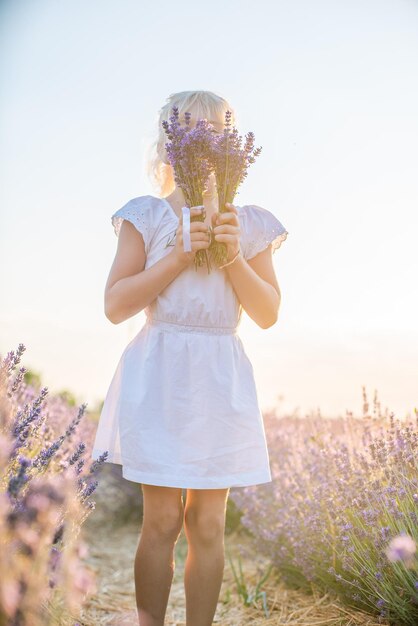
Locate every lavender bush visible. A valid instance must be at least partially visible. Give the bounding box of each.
[0,344,108,625]
[230,391,418,625]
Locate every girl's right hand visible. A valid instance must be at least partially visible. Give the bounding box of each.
[173,206,211,267]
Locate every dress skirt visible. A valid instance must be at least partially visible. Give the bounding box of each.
[91,317,273,489]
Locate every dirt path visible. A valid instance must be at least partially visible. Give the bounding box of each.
[75,508,384,626]
[77,511,265,625]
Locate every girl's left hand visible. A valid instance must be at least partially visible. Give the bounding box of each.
[211,203,241,262]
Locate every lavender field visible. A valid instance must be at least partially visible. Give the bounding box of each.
[0,344,106,625]
[1,343,417,625]
[230,398,418,624]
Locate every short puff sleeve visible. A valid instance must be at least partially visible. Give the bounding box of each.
[240,204,288,260]
[111,197,152,255]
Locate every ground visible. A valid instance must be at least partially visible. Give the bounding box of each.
[76,506,385,625]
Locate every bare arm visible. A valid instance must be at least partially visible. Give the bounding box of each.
[224,246,281,329]
[105,206,210,324]
[213,203,281,329]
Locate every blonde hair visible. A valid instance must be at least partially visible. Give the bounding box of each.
[146,90,236,197]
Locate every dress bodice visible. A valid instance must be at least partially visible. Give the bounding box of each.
[110,195,288,330]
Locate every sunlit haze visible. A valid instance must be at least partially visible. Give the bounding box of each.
[1,0,417,419]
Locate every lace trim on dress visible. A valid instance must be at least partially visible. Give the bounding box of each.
[111,199,151,253]
[271,229,288,252]
[245,224,289,259]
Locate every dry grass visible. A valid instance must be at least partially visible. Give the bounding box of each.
[72,502,387,626]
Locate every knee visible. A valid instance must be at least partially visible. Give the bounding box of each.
[143,506,184,543]
[184,507,225,546]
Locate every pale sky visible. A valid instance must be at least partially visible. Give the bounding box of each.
[1,0,417,419]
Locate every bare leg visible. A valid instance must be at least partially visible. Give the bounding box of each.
[134,484,184,626]
[183,488,230,626]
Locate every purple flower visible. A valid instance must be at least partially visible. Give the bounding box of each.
[162,106,216,273]
[69,442,86,465]
[385,533,416,566]
[89,450,109,474]
[80,479,99,502]
[7,455,32,498]
[209,109,262,266]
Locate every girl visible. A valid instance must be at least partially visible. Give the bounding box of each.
[91,90,288,626]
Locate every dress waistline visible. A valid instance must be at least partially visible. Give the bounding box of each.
[146,317,238,335]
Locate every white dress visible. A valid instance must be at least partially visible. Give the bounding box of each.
[91,195,288,489]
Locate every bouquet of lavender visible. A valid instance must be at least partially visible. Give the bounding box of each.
[209,110,262,267]
[162,106,216,273]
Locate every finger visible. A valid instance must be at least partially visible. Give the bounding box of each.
[213,226,240,238]
[189,207,206,225]
[216,211,239,225]
[212,211,231,226]
[189,227,210,241]
[191,236,211,249]
[191,231,211,242]
[213,233,239,244]
[180,206,204,221]
[190,221,211,233]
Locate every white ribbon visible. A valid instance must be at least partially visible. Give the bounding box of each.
[182,206,192,252]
